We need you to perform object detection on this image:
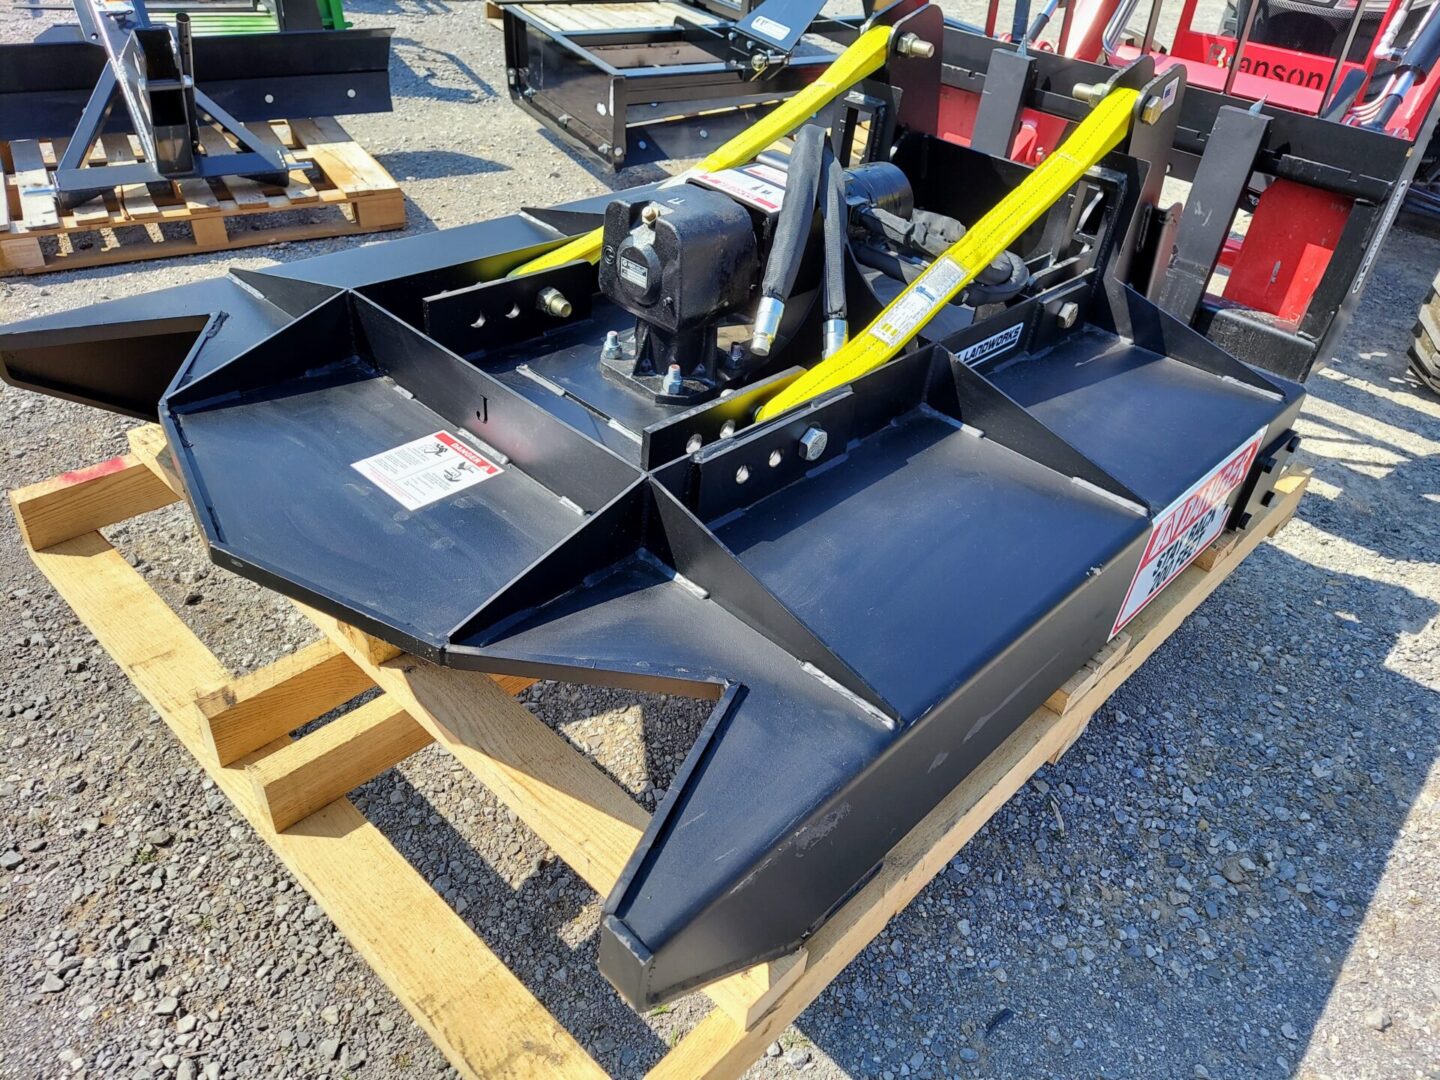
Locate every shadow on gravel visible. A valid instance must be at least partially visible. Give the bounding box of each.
[391,38,498,101]
[348,765,674,1074]
[374,149,509,180]
[535,129,675,191]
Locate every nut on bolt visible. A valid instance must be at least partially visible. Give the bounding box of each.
[1141,94,1166,125]
[537,287,572,318]
[798,426,828,462]
[895,32,936,58]
[640,202,662,226]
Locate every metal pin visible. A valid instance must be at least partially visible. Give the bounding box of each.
[895,33,936,58]
[537,287,572,318]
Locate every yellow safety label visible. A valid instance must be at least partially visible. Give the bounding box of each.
[754,87,1140,422]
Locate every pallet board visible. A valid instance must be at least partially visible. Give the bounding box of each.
[9,423,1308,1079]
[0,118,404,275]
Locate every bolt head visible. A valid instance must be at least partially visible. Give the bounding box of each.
[798,426,828,462]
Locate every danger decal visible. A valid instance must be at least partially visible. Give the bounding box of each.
[1111,427,1267,637]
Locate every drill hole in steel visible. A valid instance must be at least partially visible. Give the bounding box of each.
[720,420,737,438]
[768,449,782,468]
[472,312,486,329]
[735,465,750,484]
[506,303,521,319]
[686,434,703,454]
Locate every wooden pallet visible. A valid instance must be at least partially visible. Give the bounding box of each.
[8,424,1308,1079]
[0,118,404,275]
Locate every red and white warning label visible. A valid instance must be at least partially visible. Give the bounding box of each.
[1110,426,1267,637]
[692,163,789,213]
[351,431,503,512]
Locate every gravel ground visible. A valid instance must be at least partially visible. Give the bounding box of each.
[2,2,1439,1078]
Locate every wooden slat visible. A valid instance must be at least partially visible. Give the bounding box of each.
[10,139,59,229]
[17,523,604,1079]
[301,602,808,1029]
[303,605,650,884]
[10,453,180,549]
[196,639,375,765]
[100,134,161,218]
[52,136,113,224]
[197,127,270,207]
[289,117,393,194]
[249,120,318,202]
[247,694,433,831]
[1045,632,1132,716]
[0,236,45,272]
[651,469,1311,1079]
[176,177,222,214]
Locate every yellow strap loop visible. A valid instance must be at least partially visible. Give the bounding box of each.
[754,87,1140,422]
[508,24,896,277]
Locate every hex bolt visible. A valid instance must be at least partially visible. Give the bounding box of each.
[895,33,936,58]
[601,330,622,360]
[798,426,828,462]
[1056,301,1080,329]
[641,203,661,226]
[537,287,572,318]
[1141,95,1165,125]
[1070,82,1108,107]
[662,364,684,395]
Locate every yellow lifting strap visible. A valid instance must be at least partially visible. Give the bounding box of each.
[508,23,897,277]
[754,86,1141,422]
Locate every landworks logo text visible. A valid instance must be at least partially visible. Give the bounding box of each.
[956,323,1023,364]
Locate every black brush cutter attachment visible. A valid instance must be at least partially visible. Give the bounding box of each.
[1,32,1304,1007]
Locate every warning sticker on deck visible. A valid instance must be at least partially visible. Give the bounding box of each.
[1110,426,1267,637]
[692,163,788,213]
[352,431,503,512]
[870,257,966,346]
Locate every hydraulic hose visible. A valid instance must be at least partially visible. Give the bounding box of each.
[753,124,826,356]
[509,23,897,277]
[755,85,1139,422]
[821,144,848,358]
